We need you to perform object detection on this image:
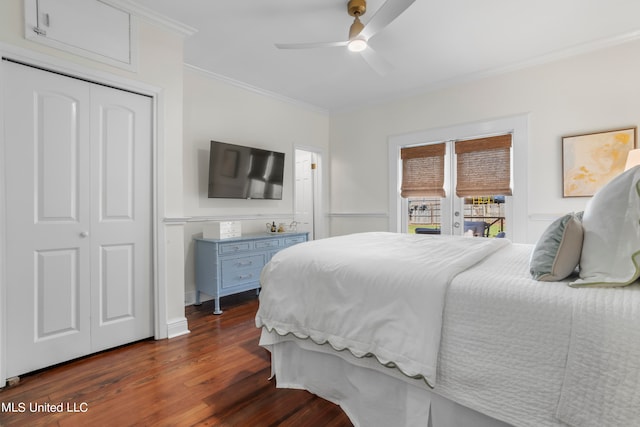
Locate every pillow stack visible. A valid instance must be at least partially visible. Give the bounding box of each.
[530,165,640,286]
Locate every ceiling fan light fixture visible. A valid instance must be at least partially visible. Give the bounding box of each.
[348,38,367,52]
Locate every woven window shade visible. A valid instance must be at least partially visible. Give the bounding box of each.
[455,134,513,197]
[401,143,446,197]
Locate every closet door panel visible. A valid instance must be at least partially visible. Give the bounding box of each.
[99,104,135,220]
[4,61,91,377]
[36,248,80,337]
[37,91,81,221]
[99,244,134,322]
[89,84,153,352]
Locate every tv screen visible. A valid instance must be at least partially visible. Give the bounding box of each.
[208,141,285,199]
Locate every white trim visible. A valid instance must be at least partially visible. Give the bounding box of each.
[179,214,297,223]
[337,29,640,114]
[164,217,191,224]
[529,213,565,221]
[0,42,159,96]
[459,30,640,90]
[0,45,168,382]
[328,212,389,218]
[388,114,530,243]
[0,56,6,389]
[101,0,197,38]
[152,90,168,341]
[166,317,191,339]
[184,64,329,116]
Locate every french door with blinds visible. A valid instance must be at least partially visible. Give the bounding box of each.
[401,134,512,238]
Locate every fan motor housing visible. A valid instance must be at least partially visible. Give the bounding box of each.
[348,0,366,17]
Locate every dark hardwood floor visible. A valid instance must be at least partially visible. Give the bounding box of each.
[0,292,353,426]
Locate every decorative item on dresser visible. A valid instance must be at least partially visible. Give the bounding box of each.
[195,232,309,314]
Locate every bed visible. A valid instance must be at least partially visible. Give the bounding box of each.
[255,166,640,427]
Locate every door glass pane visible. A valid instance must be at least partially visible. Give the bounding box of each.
[408,197,442,235]
[462,195,506,237]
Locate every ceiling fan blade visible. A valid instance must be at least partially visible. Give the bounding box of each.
[360,46,393,76]
[360,0,416,40]
[275,41,349,49]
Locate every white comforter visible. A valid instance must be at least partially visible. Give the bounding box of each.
[257,233,640,427]
[255,232,509,386]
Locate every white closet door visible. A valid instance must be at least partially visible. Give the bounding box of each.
[4,61,92,376]
[89,84,152,352]
[3,61,153,377]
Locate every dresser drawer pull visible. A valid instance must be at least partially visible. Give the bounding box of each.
[237,273,253,280]
[236,260,253,267]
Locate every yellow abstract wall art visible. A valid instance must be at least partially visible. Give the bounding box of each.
[562,127,637,197]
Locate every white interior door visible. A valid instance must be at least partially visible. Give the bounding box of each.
[3,60,152,377]
[294,149,315,239]
[89,84,152,352]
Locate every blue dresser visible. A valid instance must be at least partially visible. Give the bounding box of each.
[194,232,308,314]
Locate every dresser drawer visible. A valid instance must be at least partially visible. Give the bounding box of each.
[255,239,281,250]
[219,241,253,254]
[284,235,307,246]
[221,254,264,288]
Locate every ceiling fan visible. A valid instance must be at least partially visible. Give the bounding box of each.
[275,0,416,76]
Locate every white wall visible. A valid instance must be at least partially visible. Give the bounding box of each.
[328,39,640,243]
[181,66,330,304]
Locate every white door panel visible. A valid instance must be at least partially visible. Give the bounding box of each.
[294,149,314,239]
[36,249,81,337]
[90,85,152,352]
[4,62,91,376]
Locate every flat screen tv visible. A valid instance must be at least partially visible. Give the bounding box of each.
[208,140,285,199]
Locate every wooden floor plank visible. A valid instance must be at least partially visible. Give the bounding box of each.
[0,292,353,426]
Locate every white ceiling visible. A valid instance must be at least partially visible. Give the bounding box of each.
[131,0,640,112]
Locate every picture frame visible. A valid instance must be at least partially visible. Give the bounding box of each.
[562,127,637,197]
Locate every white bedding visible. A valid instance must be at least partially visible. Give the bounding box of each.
[255,232,509,386]
[256,233,640,427]
[556,285,640,426]
[436,242,575,426]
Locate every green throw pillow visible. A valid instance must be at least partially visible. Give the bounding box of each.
[530,213,583,281]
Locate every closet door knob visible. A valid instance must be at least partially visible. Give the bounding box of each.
[80,231,89,238]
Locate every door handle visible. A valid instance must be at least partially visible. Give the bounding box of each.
[80,231,89,238]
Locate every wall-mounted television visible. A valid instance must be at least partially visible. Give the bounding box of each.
[208,140,285,199]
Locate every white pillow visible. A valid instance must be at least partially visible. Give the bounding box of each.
[530,213,583,281]
[573,165,640,287]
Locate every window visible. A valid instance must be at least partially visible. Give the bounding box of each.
[400,134,512,238]
[388,114,528,242]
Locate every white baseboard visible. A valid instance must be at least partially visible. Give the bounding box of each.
[166,317,190,339]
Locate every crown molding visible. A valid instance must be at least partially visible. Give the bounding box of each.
[184,63,329,116]
[101,0,197,37]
